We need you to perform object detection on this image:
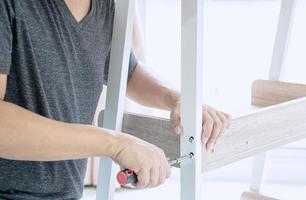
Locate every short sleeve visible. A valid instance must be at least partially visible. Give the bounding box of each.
[103,50,138,85]
[0,1,14,74]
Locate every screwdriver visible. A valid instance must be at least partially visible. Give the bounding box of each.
[117,153,194,185]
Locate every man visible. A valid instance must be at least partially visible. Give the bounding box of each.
[0,0,231,199]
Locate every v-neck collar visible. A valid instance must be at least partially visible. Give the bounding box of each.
[58,0,96,30]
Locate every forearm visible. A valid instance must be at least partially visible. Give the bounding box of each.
[0,100,120,161]
[127,65,180,111]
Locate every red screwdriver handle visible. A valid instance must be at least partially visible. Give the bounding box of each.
[117,169,138,185]
[117,154,193,185]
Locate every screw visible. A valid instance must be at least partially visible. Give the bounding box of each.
[189,152,194,159]
[189,136,194,143]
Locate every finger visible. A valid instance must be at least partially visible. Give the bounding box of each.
[170,112,183,134]
[159,150,171,179]
[206,112,223,151]
[148,165,159,188]
[216,111,229,130]
[136,168,150,188]
[222,112,232,128]
[222,112,232,120]
[202,113,213,145]
[158,164,166,185]
[166,163,171,179]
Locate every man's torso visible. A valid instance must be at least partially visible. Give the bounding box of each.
[0,0,114,199]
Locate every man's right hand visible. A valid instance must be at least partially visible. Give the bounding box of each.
[111,133,171,188]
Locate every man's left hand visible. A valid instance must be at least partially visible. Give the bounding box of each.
[170,102,231,151]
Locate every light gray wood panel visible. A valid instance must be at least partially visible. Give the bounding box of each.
[204,97,306,171]
[98,111,180,164]
[98,97,306,172]
[99,111,180,158]
[122,113,180,161]
[252,80,306,107]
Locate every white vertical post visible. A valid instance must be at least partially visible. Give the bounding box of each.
[181,0,204,200]
[250,0,297,193]
[250,153,269,193]
[96,1,136,200]
[269,0,297,81]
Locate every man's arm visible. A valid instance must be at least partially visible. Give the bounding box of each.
[126,65,231,150]
[0,74,170,187]
[0,74,120,161]
[126,65,178,111]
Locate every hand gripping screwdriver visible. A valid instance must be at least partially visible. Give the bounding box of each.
[116,153,194,185]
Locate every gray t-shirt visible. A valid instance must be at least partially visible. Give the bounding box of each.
[0,0,137,199]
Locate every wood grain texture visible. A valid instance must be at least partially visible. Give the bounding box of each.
[203,97,306,172]
[252,80,306,107]
[241,192,279,200]
[122,113,180,164]
[98,97,306,172]
[98,111,180,166]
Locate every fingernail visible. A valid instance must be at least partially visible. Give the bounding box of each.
[180,125,184,133]
[207,143,214,151]
[202,137,209,144]
[227,123,230,129]
[176,126,182,134]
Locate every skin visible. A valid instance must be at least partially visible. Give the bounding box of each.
[64,0,92,23]
[0,0,231,189]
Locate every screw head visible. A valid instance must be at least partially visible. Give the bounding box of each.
[189,136,194,143]
[189,152,195,158]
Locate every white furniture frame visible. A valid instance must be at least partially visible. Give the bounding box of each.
[180,0,204,199]
[95,0,301,200]
[96,0,204,199]
[96,0,136,199]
